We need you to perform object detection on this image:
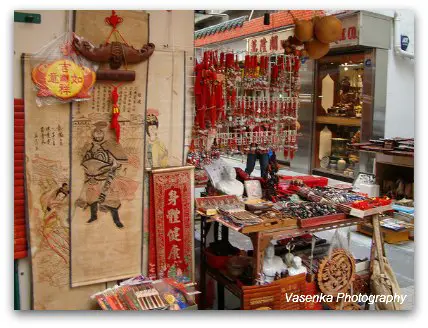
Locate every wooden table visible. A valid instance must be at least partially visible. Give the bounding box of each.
[198,213,377,310]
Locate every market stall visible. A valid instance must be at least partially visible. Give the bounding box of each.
[196,180,393,310]
[13,9,413,312]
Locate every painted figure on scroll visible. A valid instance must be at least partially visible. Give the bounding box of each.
[75,121,128,228]
[146,108,168,168]
[35,179,70,264]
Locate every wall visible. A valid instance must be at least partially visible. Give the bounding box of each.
[368,10,415,138]
[147,11,195,162]
[384,10,415,138]
[13,11,69,98]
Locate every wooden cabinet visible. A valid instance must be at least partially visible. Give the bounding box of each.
[311,51,374,182]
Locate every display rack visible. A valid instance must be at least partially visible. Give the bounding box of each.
[189,50,301,169]
[198,210,386,310]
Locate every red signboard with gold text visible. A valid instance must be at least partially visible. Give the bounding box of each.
[149,166,195,280]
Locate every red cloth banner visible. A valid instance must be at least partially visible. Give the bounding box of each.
[14,98,27,259]
[149,167,194,280]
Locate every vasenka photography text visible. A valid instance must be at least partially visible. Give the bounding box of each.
[285,293,407,305]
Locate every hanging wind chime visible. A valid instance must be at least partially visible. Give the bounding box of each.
[73,10,155,143]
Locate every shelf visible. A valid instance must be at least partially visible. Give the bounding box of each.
[361,151,414,168]
[207,209,368,238]
[206,266,243,298]
[264,216,370,240]
[312,168,355,183]
[316,116,361,127]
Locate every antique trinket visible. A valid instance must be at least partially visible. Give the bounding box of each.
[317,249,356,296]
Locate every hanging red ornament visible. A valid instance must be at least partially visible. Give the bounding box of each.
[110,86,121,143]
[210,87,217,127]
[216,82,225,121]
[105,10,124,29]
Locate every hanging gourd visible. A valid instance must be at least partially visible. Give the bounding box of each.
[304,39,330,60]
[294,18,314,42]
[314,15,343,44]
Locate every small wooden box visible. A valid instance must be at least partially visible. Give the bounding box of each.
[297,213,347,228]
[357,223,409,244]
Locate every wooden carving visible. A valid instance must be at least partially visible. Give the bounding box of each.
[317,249,355,297]
[73,35,155,70]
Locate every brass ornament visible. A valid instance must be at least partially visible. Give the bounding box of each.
[317,249,355,296]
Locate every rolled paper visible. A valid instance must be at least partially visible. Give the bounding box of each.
[96,69,135,81]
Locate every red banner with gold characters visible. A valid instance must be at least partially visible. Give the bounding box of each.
[149,166,194,280]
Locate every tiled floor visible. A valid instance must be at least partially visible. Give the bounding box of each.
[194,157,415,310]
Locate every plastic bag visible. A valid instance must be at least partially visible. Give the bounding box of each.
[30,32,98,107]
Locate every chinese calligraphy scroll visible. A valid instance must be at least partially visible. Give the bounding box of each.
[70,10,149,287]
[148,166,195,280]
[24,57,103,309]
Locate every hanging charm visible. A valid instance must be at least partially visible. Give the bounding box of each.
[110,86,121,143]
[72,10,155,81]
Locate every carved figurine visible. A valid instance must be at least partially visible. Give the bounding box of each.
[262,241,287,283]
[73,35,155,70]
[287,256,307,276]
[284,242,295,267]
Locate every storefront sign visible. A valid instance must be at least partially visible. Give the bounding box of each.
[246,29,294,54]
[331,14,359,48]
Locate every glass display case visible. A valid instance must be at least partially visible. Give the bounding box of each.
[312,52,372,182]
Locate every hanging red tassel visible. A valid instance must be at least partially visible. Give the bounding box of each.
[111,86,121,143]
[231,89,236,110]
[210,87,217,127]
[203,52,210,70]
[294,58,301,72]
[234,54,239,70]
[277,56,284,71]
[216,82,225,121]
[199,83,207,130]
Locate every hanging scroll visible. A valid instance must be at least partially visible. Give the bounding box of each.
[148,166,195,280]
[70,10,149,287]
[142,50,186,275]
[24,57,102,310]
[145,50,186,168]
